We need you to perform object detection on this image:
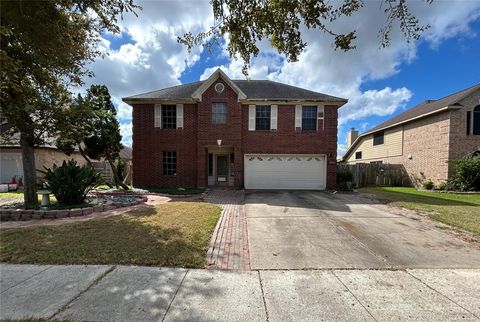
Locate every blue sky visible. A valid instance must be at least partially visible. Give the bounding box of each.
[84,1,480,156]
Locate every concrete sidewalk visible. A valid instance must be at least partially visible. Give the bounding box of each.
[1,264,479,321]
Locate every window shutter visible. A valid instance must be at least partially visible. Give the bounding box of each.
[176,104,184,129]
[295,105,302,129]
[318,105,324,130]
[248,105,256,131]
[154,104,162,128]
[271,105,278,130]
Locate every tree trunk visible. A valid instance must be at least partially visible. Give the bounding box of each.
[107,158,129,190]
[79,146,92,165]
[20,132,38,209]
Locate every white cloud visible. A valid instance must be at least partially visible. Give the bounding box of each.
[338,87,412,125]
[202,1,479,125]
[78,0,214,146]
[81,0,480,149]
[119,123,132,147]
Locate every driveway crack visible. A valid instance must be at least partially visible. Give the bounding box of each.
[257,271,270,322]
[331,271,378,322]
[406,271,479,319]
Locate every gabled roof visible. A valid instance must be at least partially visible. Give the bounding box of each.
[192,69,247,101]
[122,68,347,105]
[342,83,480,161]
[364,84,480,135]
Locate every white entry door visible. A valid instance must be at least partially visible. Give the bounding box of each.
[244,154,326,190]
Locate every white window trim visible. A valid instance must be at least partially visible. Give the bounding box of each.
[154,104,162,128]
[317,105,324,131]
[248,105,256,131]
[176,104,183,129]
[295,105,302,130]
[271,105,278,130]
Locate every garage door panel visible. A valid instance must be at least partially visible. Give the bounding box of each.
[244,154,326,190]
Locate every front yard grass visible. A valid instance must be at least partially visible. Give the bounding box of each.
[0,201,221,267]
[361,187,480,235]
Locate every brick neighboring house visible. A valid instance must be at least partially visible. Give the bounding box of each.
[341,84,480,186]
[123,69,347,190]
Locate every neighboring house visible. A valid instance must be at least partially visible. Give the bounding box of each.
[0,123,133,185]
[341,84,480,185]
[122,69,347,190]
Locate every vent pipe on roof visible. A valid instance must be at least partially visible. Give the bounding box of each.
[347,128,359,148]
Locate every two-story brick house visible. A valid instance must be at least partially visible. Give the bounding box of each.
[123,69,347,190]
[341,84,480,185]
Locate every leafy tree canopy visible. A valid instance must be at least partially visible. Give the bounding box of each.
[0,0,139,208]
[58,85,126,189]
[179,0,432,75]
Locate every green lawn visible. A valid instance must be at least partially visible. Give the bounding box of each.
[0,201,221,267]
[361,187,480,235]
[0,192,58,208]
[146,187,206,195]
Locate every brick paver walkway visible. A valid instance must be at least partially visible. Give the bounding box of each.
[205,189,250,271]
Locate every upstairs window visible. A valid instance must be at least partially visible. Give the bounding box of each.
[302,106,317,131]
[212,103,227,124]
[373,131,384,145]
[473,105,480,135]
[355,151,362,160]
[162,105,176,129]
[162,151,176,175]
[255,105,271,130]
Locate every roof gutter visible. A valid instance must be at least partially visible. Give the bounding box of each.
[122,97,348,107]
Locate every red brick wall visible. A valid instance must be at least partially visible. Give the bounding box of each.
[242,104,338,189]
[132,79,339,189]
[132,103,198,188]
[196,77,243,188]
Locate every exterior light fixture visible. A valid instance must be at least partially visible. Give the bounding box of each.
[217,139,222,147]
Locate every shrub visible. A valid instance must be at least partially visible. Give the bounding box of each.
[436,181,446,191]
[337,169,354,191]
[422,179,434,190]
[43,160,102,205]
[447,156,480,191]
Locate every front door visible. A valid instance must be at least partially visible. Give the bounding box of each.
[216,155,228,184]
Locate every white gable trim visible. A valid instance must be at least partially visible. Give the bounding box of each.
[191,68,247,102]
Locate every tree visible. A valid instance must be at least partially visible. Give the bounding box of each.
[57,85,128,190]
[0,0,139,208]
[179,0,432,74]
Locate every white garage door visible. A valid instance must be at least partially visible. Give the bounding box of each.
[244,154,326,190]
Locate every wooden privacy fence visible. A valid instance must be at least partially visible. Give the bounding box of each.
[338,163,411,188]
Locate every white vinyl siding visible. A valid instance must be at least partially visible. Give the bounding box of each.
[154,104,162,128]
[346,127,403,163]
[248,105,256,131]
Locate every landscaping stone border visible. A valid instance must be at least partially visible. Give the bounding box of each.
[0,196,147,222]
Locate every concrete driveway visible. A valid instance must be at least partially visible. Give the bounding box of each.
[246,191,480,270]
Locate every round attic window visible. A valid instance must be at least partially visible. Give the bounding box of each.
[214,82,225,93]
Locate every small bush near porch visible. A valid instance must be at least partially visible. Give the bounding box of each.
[0,202,221,267]
[361,187,480,235]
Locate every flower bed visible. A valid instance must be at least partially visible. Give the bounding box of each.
[0,195,147,222]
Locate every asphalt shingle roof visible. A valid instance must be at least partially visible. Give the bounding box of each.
[364,84,480,135]
[123,80,347,102]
